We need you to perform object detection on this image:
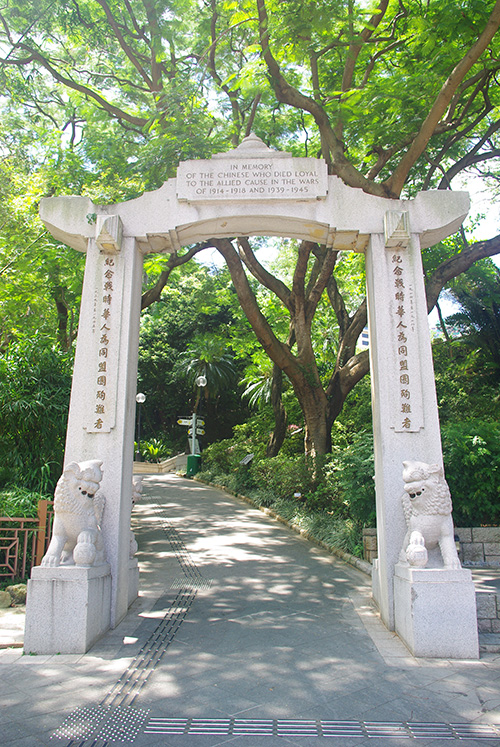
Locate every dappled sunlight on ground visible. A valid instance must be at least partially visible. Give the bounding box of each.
[3,473,500,745]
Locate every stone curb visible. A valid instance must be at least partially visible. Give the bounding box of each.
[193,477,372,578]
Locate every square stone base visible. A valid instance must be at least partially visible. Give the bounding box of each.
[24,563,112,654]
[394,563,479,659]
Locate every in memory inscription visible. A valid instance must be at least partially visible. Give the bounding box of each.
[177,156,328,201]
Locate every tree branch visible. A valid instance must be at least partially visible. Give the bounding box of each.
[237,237,292,308]
[256,0,391,197]
[386,0,500,196]
[12,44,148,127]
[305,245,338,324]
[95,0,154,90]
[438,148,500,189]
[213,238,293,370]
[341,0,389,93]
[425,234,500,313]
[140,245,205,309]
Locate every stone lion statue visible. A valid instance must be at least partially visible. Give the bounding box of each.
[41,460,106,568]
[400,460,461,570]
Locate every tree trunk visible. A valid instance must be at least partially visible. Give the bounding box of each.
[52,285,70,351]
[266,364,287,457]
[292,381,331,456]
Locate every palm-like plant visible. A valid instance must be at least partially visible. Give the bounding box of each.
[241,365,274,409]
[179,334,237,412]
[241,356,289,457]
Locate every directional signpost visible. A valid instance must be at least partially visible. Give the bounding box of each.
[177,414,205,456]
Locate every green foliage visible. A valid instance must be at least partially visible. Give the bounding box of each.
[330,431,376,526]
[179,333,238,403]
[0,487,44,518]
[445,261,500,375]
[259,497,363,557]
[137,438,172,463]
[333,375,373,444]
[0,156,85,349]
[441,421,500,527]
[0,335,72,492]
[251,455,315,503]
[432,261,500,427]
[433,338,500,425]
[201,420,372,520]
[137,262,252,447]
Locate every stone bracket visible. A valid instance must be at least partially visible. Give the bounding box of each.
[384,211,410,249]
[96,215,123,254]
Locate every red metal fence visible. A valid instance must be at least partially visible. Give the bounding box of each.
[0,500,54,580]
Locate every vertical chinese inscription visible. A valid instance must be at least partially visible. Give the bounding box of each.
[390,250,423,432]
[85,253,122,433]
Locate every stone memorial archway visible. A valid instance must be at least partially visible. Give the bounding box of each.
[24,135,479,658]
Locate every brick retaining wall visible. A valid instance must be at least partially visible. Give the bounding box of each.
[454,527,500,566]
[476,590,500,633]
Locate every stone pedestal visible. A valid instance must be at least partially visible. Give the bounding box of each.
[24,564,111,654]
[394,563,479,659]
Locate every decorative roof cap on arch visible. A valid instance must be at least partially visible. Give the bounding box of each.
[40,136,469,254]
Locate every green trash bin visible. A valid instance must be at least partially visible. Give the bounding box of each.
[186,454,201,476]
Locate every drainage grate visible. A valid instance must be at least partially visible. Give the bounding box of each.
[451,723,500,740]
[144,717,500,740]
[277,720,318,737]
[232,719,275,736]
[320,721,365,737]
[408,722,457,739]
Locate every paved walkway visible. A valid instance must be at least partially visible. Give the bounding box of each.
[2,474,500,746]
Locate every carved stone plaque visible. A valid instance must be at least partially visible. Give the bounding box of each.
[176,134,328,202]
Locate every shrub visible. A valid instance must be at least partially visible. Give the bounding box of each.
[442,420,500,526]
[201,438,246,474]
[0,335,72,493]
[138,438,172,462]
[330,431,376,526]
[251,454,313,502]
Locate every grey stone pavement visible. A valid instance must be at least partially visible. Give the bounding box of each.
[2,474,500,746]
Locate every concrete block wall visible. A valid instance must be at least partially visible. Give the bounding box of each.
[476,590,500,633]
[362,528,378,563]
[455,527,500,567]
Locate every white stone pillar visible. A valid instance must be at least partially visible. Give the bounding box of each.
[365,218,444,630]
[62,230,143,627]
